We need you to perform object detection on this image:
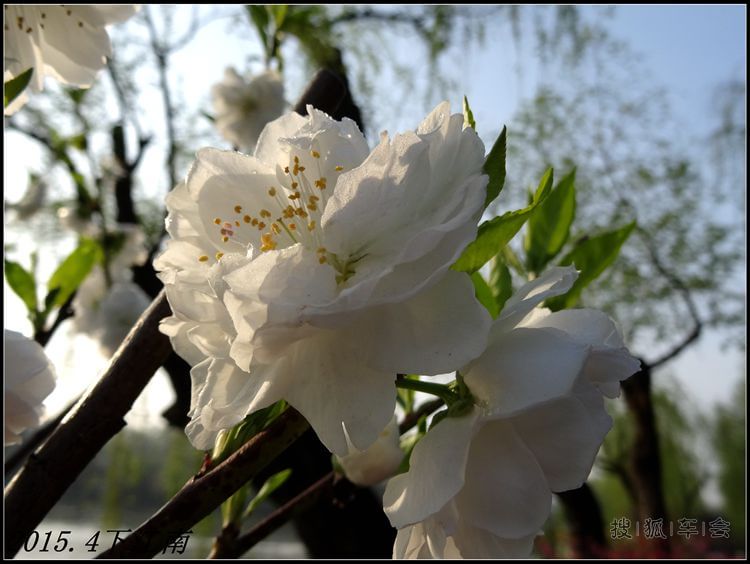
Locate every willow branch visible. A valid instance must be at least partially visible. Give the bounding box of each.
[4,290,173,558]
[96,409,309,559]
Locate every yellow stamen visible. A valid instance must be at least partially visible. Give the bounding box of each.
[311,150,320,158]
[243,215,251,223]
[222,236,229,243]
[198,255,209,262]
[260,209,272,218]
[335,166,344,171]
[268,187,277,197]
[216,252,224,260]
[214,217,221,225]
[234,205,242,213]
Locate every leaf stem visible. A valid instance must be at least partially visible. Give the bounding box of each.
[395,377,459,404]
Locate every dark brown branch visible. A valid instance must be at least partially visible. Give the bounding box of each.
[96,409,310,559]
[208,398,443,558]
[556,483,607,558]
[210,471,336,559]
[4,290,174,558]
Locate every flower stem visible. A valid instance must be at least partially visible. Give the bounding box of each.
[395,377,459,404]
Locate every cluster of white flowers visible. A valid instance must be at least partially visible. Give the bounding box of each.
[4,330,57,445]
[4,5,139,115]
[155,102,639,558]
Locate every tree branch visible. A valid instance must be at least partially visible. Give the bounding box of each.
[207,398,442,558]
[96,409,310,559]
[4,290,174,558]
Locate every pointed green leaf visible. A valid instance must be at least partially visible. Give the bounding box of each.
[489,255,513,314]
[5,259,37,313]
[247,5,270,56]
[471,272,499,318]
[546,221,636,311]
[483,126,507,209]
[453,168,553,273]
[462,95,476,130]
[46,237,102,309]
[243,469,293,519]
[4,68,34,108]
[525,168,577,274]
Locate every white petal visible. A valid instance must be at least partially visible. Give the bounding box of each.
[383,409,480,528]
[495,266,578,333]
[449,517,537,559]
[512,384,612,492]
[521,308,641,396]
[337,416,403,486]
[186,148,281,253]
[455,419,552,538]
[279,334,397,456]
[254,110,308,167]
[463,327,588,417]
[341,270,491,375]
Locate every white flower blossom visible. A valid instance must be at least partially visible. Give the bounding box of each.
[337,416,404,486]
[383,266,641,559]
[4,330,57,445]
[211,68,286,152]
[156,102,492,455]
[4,5,139,115]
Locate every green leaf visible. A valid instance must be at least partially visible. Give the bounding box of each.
[68,133,88,151]
[453,168,553,273]
[243,469,293,519]
[525,168,577,274]
[4,68,34,109]
[5,259,37,313]
[462,95,476,130]
[46,237,102,309]
[488,256,513,314]
[483,126,507,209]
[546,221,636,311]
[471,272,499,318]
[247,5,270,55]
[271,4,288,28]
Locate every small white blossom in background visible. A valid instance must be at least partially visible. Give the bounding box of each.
[72,225,150,358]
[337,417,404,487]
[211,68,286,153]
[4,330,57,446]
[4,5,140,115]
[156,101,492,456]
[383,266,641,559]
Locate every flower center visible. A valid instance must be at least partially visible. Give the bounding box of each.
[199,149,354,277]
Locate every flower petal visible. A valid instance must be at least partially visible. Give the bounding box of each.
[463,326,589,417]
[187,148,281,253]
[511,383,612,492]
[341,270,491,375]
[278,333,397,456]
[384,409,480,528]
[455,419,552,538]
[494,266,578,333]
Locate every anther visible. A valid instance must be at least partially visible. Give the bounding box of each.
[198,255,209,262]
